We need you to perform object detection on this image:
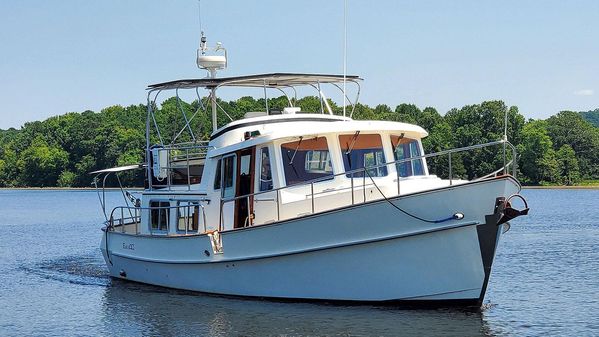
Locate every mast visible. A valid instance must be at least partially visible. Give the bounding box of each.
[196,32,227,133]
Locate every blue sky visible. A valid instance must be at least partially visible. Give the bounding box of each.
[0,0,597,129]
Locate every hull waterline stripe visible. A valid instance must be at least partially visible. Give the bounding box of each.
[109,221,478,264]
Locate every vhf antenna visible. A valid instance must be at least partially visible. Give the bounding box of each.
[195,0,227,78]
[198,0,206,55]
[343,0,347,117]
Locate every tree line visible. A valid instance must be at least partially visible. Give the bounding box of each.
[0,96,598,187]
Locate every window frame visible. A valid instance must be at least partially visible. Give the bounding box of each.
[390,135,425,178]
[304,150,332,174]
[149,200,170,233]
[176,200,200,234]
[339,133,388,178]
[258,146,274,192]
[213,154,237,198]
[280,136,334,186]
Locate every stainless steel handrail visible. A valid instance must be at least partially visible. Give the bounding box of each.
[149,143,214,191]
[108,202,209,235]
[108,139,516,235]
[218,139,517,228]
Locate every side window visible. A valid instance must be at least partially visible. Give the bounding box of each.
[222,155,236,197]
[213,159,222,190]
[305,150,332,173]
[150,201,170,232]
[281,137,333,186]
[259,147,273,191]
[390,135,425,177]
[410,141,424,175]
[213,155,236,198]
[339,133,387,177]
[177,201,199,233]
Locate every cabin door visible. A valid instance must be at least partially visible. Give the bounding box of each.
[234,148,255,228]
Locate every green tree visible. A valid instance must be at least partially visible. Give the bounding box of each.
[394,103,420,124]
[0,146,19,187]
[372,104,393,120]
[424,122,466,179]
[296,96,323,113]
[556,144,580,185]
[519,120,559,184]
[445,101,524,179]
[17,136,69,186]
[547,111,599,179]
[580,108,599,127]
[57,171,76,187]
[351,103,375,120]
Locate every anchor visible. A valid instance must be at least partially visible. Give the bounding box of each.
[497,194,529,226]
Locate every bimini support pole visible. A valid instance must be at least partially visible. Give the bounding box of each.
[146,91,153,190]
[211,88,218,132]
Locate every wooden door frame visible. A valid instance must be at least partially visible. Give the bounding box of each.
[233,147,256,228]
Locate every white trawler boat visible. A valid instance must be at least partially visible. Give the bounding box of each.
[95,35,528,307]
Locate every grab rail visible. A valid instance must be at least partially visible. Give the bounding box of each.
[149,142,214,191]
[107,202,208,235]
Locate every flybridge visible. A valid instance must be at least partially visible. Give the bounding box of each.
[146,72,363,136]
[147,35,363,133]
[140,40,366,196]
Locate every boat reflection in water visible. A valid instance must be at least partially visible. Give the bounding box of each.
[101,279,497,337]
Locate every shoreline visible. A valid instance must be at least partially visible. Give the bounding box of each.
[522,185,599,190]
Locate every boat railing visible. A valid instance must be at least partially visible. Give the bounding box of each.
[149,141,213,191]
[105,139,516,235]
[107,202,208,235]
[219,139,517,229]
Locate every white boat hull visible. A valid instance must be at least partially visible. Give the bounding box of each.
[101,176,519,306]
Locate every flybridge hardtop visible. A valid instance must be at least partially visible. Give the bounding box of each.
[95,35,528,307]
[208,114,429,151]
[147,73,362,90]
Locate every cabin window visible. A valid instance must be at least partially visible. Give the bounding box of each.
[304,150,332,173]
[213,160,222,190]
[150,201,170,232]
[213,155,236,198]
[281,137,333,186]
[390,135,425,177]
[177,201,200,233]
[259,147,273,191]
[339,133,387,178]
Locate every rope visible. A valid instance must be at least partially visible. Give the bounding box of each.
[364,170,462,224]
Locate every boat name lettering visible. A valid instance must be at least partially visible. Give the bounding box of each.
[122,243,135,250]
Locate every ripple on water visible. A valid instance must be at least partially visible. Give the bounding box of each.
[20,253,110,287]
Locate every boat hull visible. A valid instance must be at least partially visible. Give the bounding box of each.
[101,176,519,306]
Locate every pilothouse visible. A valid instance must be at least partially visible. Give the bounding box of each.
[94,35,528,307]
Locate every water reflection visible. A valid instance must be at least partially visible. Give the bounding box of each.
[102,279,495,337]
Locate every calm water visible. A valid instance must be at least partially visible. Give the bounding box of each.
[0,189,598,336]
